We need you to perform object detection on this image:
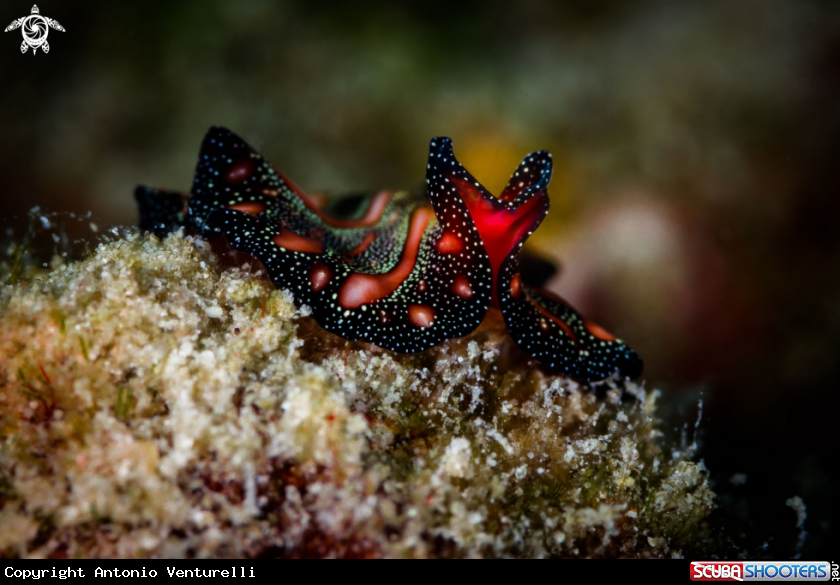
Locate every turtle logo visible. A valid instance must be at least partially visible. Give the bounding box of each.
[5,5,64,54]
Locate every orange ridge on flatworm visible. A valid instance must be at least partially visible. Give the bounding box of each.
[338,207,435,309]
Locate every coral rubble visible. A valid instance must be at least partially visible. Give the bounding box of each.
[0,231,715,558]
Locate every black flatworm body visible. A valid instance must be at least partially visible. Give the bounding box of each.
[136,127,643,382]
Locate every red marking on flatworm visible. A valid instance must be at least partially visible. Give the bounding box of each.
[526,289,579,342]
[310,227,325,240]
[228,202,266,216]
[435,232,464,254]
[510,274,522,299]
[452,176,547,304]
[451,275,473,299]
[338,207,435,309]
[408,305,436,328]
[272,231,325,255]
[345,232,376,257]
[417,280,428,293]
[583,318,617,342]
[309,262,334,292]
[308,192,328,207]
[282,178,393,229]
[225,160,254,183]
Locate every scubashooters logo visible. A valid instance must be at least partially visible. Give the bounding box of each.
[690,561,832,582]
[4,5,64,54]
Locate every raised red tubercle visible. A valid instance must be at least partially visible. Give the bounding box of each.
[509,274,522,299]
[224,160,255,184]
[408,304,436,328]
[451,275,473,299]
[308,262,334,293]
[435,231,465,254]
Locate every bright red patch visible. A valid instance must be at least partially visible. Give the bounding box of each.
[510,274,522,299]
[408,305,436,328]
[451,176,547,304]
[225,160,254,183]
[451,275,473,299]
[435,232,464,254]
[272,231,325,255]
[309,262,334,292]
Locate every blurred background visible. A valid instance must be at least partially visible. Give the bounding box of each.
[1,0,837,557]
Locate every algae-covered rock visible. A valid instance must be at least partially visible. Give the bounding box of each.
[0,231,716,558]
